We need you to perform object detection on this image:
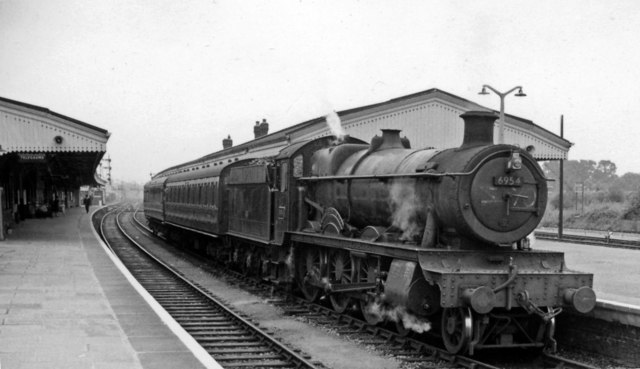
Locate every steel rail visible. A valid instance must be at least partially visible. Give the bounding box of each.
[102,208,320,369]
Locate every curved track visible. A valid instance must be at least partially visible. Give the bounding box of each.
[99,207,320,369]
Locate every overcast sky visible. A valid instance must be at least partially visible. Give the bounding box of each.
[2,0,640,184]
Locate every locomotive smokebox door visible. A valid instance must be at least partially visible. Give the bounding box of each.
[384,259,440,316]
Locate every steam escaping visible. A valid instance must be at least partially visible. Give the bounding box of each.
[285,246,295,283]
[365,300,431,333]
[388,179,422,241]
[325,111,346,142]
[528,232,536,248]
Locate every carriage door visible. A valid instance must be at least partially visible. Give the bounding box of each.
[273,160,290,244]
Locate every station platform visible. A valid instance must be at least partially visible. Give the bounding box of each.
[535,236,640,307]
[0,206,210,369]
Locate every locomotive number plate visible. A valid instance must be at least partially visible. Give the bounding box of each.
[493,176,522,187]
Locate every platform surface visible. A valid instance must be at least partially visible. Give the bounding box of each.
[0,206,207,369]
[535,236,640,307]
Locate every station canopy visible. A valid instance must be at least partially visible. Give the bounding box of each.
[0,96,110,187]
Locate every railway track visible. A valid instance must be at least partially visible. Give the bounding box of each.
[99,207,320,369]
[535,230,640,250]
[114,207,600,369]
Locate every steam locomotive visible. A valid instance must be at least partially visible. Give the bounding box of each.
[144,111,596,354]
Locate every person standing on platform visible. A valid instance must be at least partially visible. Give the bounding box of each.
[83,194,92,213]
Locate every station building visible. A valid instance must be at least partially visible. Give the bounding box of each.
[0,96,110,237]
[160,88,570,176]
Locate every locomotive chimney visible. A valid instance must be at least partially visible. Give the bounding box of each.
[369,129,411,152]
[222,135,233,149]
[460,111,499,148]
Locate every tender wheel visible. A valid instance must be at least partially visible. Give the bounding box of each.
[239,249,252,276]
[328,250,354,313]
[244,248,265,278]
[297,248,324,302]
[441,307,473,354]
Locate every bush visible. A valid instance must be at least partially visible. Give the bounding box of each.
[550,191,578,210]
[623,192,640,220]
[607,186,625,202]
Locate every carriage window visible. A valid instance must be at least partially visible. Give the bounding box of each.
[293,155,304,178]
[280,162,288,191]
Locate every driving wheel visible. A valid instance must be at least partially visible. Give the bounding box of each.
[297,248,323,302]
[328,250,354,313]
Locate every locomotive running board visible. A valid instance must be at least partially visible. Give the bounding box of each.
[289,232,594,312]
[288,231,422,261]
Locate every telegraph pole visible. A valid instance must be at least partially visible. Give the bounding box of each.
[559,115,564,239]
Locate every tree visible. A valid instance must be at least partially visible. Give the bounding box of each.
[543,159,620,193]
[614,172,640,192]
[592,160,618,189]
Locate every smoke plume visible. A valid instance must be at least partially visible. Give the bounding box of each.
[365,300,431,333]
[325,111,346,141]
[388,179,422,241]
[528,232,536,248]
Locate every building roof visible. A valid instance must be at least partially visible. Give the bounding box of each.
[0,96,110,186]
[155,88,570,178]
[0,96,109,135]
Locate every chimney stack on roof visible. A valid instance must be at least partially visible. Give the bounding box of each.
[222,135,233,149]
[259,118,269,137]
[253,121,261,139]
[253,118,270,139]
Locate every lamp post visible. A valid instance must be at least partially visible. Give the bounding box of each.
[478,85,526,144]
